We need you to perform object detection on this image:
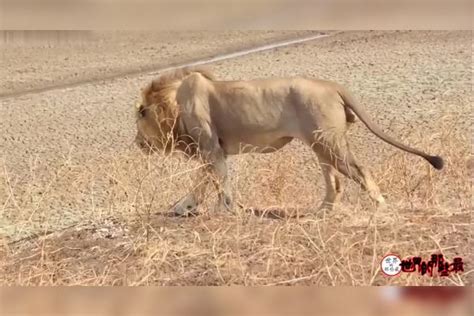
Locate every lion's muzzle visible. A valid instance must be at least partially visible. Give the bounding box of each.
[135,133,155,154]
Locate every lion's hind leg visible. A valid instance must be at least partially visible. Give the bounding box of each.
[311,135,386,209]
[316,156,344,211]
[338,154,385,207]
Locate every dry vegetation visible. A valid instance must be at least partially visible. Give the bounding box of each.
[0,31,471,286]
[0,115,471,286]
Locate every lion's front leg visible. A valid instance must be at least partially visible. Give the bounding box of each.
[197,147,233,213]
[211,157,233,212]
[169,175,211,216]
[171,105,233,215]
[170,135,232,216]
[169,155,232,215]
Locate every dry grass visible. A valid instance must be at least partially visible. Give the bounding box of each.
[0,115,471,286]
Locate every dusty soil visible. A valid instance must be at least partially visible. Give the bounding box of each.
[0,30,317,96]
[0,31,471,286]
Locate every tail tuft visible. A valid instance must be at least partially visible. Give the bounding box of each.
[427,155,444,170]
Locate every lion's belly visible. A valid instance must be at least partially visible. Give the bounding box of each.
[220,133,293,155]
[211,99,299,155]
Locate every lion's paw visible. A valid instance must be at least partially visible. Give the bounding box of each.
[170,194,199,216]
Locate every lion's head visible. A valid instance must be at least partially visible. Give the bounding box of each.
[134,67,214,154]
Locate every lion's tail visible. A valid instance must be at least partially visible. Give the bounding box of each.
[337,88,444,170]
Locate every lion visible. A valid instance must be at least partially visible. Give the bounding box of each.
[134,67,444,215]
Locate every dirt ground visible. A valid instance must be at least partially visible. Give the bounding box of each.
[0,31,471,286]
[0,30,316,96]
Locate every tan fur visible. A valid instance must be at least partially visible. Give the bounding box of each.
[135,67,214,155]
[135,67,444,215]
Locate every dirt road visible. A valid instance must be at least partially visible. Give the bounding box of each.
[0,31,471,286]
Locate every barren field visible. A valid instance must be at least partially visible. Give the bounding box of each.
[0,31,471,286]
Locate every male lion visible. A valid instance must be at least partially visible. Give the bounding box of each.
[134,67,443,215]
